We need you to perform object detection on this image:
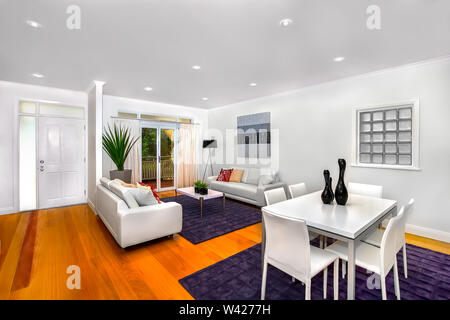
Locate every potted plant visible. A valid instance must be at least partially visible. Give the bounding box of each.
[194,180,208,195]
[102,123,139,183]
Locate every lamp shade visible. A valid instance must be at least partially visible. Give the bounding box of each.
[202,139,217,148]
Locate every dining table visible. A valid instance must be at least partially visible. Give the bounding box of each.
[261,191,397,300]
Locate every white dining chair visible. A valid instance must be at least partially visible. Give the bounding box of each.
[348,182,383,198]
[342,182,383,278]
[288,182,322,247]
[362,199,414,278]
[261,209,339,300]
[325,202,411,300]
[288,182,308,199]
[264,187,287,205]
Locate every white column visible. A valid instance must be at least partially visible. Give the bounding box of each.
[87,81,105,212]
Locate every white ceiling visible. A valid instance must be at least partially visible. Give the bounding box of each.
[1,0,449,109]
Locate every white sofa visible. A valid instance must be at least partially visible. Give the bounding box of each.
[96,178,182,248]
[207,168,287,207]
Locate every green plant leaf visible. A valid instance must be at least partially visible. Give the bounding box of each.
[102,123,140,171]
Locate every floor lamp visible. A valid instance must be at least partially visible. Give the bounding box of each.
[202,139,217,181]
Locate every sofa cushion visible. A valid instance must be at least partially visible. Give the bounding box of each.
[229,169,244,182]
[258,174,274,186]
[109,182,139,209]
[210,181,258,200]
[137,182,162,203]
[244,168,260,185]
[128,188,159,206]
[217,169,233,182]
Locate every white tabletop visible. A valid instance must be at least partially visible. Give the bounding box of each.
[177,187,224,200]
[262,191,397,239]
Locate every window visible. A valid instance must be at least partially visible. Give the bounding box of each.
[19,101,85,119]
[140,114,177,122]
[356,101,419,169]
[118,112,138,119]
[117,112,193,124]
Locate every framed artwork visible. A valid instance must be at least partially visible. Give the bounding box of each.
[237,112,271,158]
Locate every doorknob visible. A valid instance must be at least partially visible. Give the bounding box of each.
[40,165,44,172]
[40,160,44,164]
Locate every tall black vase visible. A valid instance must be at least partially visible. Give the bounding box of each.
[335,158,348,205]
[321,170,334,204]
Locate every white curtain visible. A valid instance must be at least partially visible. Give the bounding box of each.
[177,124,198,187]
[112,118,141,184]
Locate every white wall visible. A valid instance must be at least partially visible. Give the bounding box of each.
[208,58,450,241]
[0,81,87,214]
[102,95,209,178]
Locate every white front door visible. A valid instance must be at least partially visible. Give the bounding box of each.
[38,117,86,209]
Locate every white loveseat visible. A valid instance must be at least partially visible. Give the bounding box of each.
[96,178,182,248]
[207,168,287,207]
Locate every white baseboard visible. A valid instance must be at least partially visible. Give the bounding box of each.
[88,199,97,215]
[0,207,16,215]
[406,224,450,243]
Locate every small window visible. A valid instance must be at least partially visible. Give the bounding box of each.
[141,114,176,122]
[40,103,84,118]
[356,102,418,168]
[19,101,37,114]
[118,112,138,119]
[178,118,192,124]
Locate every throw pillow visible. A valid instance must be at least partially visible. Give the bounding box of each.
[217,169,233,182]
[229,169,244,182]
[109,182,139,208]
[128,188,158,206]
[137,182,162,203]
[245,168,261,185]
[258,174,274,186]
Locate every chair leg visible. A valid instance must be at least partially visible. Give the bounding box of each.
[261,261,268,300]
[333,259,339,300]
[323,267,327,299]
[402,244,408,279]
[319,236,323,249]
[305,281,311,300]
[394,261,401,300]
[342,260,346,279]
[380,275,387,300]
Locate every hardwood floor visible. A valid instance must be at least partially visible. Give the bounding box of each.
[0,192,448,299]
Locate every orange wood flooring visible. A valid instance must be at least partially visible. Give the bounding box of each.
[0,190,448,299]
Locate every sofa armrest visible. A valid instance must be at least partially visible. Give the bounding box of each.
[118,202,183,248]
[207,175,218,186]
[256,182,288,206]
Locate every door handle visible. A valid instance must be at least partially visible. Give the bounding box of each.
[40,165,44,172]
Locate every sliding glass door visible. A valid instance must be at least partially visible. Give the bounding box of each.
[141,122,176,191]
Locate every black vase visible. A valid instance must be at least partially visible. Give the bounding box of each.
[321,170,334,204]
[335,158,348,205]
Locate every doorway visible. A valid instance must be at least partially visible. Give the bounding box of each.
[141,122,177,191]
[18,101,86,211]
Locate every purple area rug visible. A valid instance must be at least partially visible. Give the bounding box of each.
[179,242,450,300]
[164,195,261,244]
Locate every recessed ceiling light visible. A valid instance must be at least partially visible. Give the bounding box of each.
[249,82,257,87]
[202,97,208,101]
[31,73,45,78]
[26,20,42,28]
[192,65,201,70]
[333,56,345,62]
[279,18,293,27]
[144,87,153,91]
